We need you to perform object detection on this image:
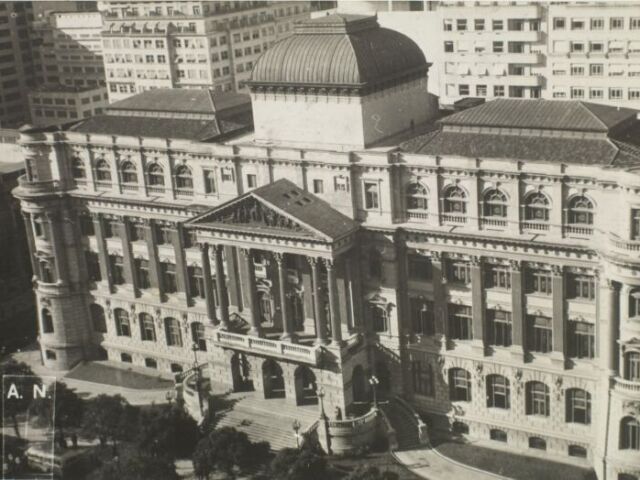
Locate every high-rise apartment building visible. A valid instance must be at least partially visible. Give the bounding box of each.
[13,14,640,479]
[0,1,40,127]
[100,1,311,102]
[28,10,109,127]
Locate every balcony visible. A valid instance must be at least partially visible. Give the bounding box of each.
[480,217,507,229]
[16,175,61,195]
[614,377,640,395]
[563,225,593,238]
[522,221,549,233]
[147,186,165,195]
[441,214,467,225]
[407,211,429,222]
[211,330,321,366]
[608,234,640,261]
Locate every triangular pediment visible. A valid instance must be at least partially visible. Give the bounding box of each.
[189,194,320,239]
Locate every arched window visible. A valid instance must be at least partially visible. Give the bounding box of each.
[175,165,193,193]
[486,374,510,409]
[120,161,137,184]
[90,304,106,333]
[566,388,591,424]
[39,260,55,283]
[524,192,550,221]
[41,308,54,334]
[120,352,132,363]
[191,322,206,351]
[568,195,594,225]
[370,305,388,333]
[624,351,640,382]
[529,437,547,450]
[526,381,550,416]
[483,189,508,218]
[71,157,86,179]
[164,317,183,347]
[443,185,467,214]
[147,163,165,186]
[406,183,428,211]
[620,416,640,450]
[95,159,111,182]
[449,368,472,402]
[139,313,156,342]
[114,308,131,337]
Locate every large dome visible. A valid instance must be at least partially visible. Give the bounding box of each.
[248,14,429,91]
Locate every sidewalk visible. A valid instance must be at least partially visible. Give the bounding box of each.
[392,443,510,480]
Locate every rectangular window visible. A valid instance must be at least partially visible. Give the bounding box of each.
[110,255,125,285]
[570,42,585,53]
[80,216,95,236]
[590,42,604,53]
[136,259,150,289]
[610,17,624,30]
[410,298,434,336]
[589,64,603,76]
[590,88,603,99]
[528,270,552,294]
[631,89,640,100]
[221,167,234,182]
[609,88,623,100]
[493,41,504,53]
[569,274,595,301]
[188,266,205,299]
[570,19,585,30]
[633,209,640,240]
[448,261,471,285]
[203,169,216,194]
[631,18,640,30]
[449,305,472,340]
[569,321,595,359]
[553,17,566,30]
[489,310,512,347]
[474,19,485,31]
[364,181,379,210]
[571,65,585,76]
[591,18,604,30]
[246,174,257,189]
[528,315,552,353]
[85,251,101,282]
[313,179,324,194]
[444,41,454,53]
[571,87,585,99]
[476,84,487,97]
[161,263,177,293]
[458,84,469,96]
[156,227,171,245]
[494,85,505,97]
[411,360,434,397]
[334,176,349,192]
[492,20,503,31]
[443,19,453,31]
[456,19,467,31]
[486,265,511,289]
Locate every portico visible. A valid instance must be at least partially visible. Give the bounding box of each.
[184,179,362,354]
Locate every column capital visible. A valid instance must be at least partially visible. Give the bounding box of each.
[601,278,618,291]
[273,252,284,265]
[551,265,564,277]
[211,243,224,254]
[239,247,252,258]
[307,256,319,268]
[322,258,335,270]
[470,255,482,267]
[431,251,443,263]
[509,260,522,272]
[197,242,209,253]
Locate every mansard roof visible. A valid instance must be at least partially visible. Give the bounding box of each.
[185,179,359,243]
[440,99,637,133]
[248,14,428,91]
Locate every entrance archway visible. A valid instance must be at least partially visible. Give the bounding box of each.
[352,365,367,403]
[231,352,254,392]
[294,366,317,406]
[262,359,285,399]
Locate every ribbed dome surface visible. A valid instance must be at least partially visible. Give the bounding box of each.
[249,14,428,88]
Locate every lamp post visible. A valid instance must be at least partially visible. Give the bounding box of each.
[192,342,204,415]
[292,419,301,448]
[165,390,174,405]
[317,386,326,419]
[369,375,380,409]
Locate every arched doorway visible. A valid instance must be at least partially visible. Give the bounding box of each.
[294,366,317,406]
[231,352,254,392]
[352,365,367,403]
[262,359,285,399]
[258,291,272,325]
[376,361,392,397]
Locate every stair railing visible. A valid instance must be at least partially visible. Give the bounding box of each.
[394,396,429,445]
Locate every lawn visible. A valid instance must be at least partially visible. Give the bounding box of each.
[65,362,174,390]
[434,439,597,480]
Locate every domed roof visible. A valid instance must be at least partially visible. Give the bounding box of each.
[248,14,429,91]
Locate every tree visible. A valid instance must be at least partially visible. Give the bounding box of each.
[81,394,138,454]
[346,465,399,480]
[269,443,329,480]
[192,427,270,479]
[32,382,84,448]
[136,404,198,460]
[98,452,179,480]
[0,360,40,438]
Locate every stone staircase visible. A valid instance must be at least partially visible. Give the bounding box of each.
[214,392,319,451]
[380,398,422,450]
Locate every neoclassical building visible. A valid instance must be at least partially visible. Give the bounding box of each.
[12,14,640,480]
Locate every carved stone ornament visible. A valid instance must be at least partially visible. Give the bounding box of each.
[105,299,112,318]
[205,197,307,234]
[623,400,640,418]
[554,376,563,401]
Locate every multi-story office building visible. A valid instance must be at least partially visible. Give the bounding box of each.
[13,14,640,480]
[100,1,311,102]
[545,2,640,106]
[28,10,108,127]
[0,1,41,127]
